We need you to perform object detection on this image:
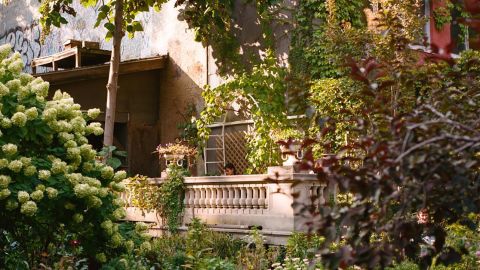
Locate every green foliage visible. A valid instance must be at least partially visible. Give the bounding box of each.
[0,44,146,267]
[433,5,453,30]
[197,50,288,173]
[285,232,324,260]
[127,165,186,233]
[98,145,128,170]
[176,0,278,76]
[158,165,186,232]
[39,0,169,41]
[289,0,366,79]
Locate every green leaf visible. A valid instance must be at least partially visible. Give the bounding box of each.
[132,21,144,32]
[104,22,115,32]
[107,157,122,169]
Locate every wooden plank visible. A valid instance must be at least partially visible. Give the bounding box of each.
[35,56,167,84]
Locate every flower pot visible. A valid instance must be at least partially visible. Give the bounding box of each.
[279,141,303,166]
[164,154,186,167]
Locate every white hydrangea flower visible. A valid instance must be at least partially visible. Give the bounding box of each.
[0,159,8,169]
[87,196,102,208]
[11,112,27,127]
[64,140,77,149]
[2,143,17,156]
[36,184,46,191]
[101,220,114,235]
[98,187,109,198]
[5,199,18,210]
[38,170,51,180]
[66,147,81,160]
[25,107,38,120]
[111,182,126,192]
[0,175,11,188]
[101,166,114,180]
[51,159,67,174]
[8,160,23,173]
[66,173,82,185]
[0,188,11,199]
[5,79,21,92]
[74,184,91,198]
[112,208,126,220]
[23,165,37,176]
[70,116,86,132]
[0,82,10,97]
[113,170,127,182]
[84,177,101,188]
[15,105,25,112]
[0,44,11,60]
[139,241,152,253]
[17,191,30,203]
[30,190,44,201]
[135,222,149,233]
[0,118,11,128]
[82,162,94,173]
[46,187,58,199]
[112,197,125,207]
[110,233,123,247]
[31,81,49,97]
[8,57,24,74]
[124,240,134,252]
[42,108,57,121]
[73,213,84,223]
[19,157,31,165]
[19,73,33,85]
[87,108,101,119]
[20,201,38,216]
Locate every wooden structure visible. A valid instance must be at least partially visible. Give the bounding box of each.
[31,40,111,74]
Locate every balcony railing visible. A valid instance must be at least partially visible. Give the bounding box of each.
[122,172,328,245]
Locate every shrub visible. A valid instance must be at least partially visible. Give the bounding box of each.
[0,44,143,267]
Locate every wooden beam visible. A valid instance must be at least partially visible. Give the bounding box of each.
[35,56,167,85]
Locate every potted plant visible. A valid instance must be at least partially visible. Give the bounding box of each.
[273,128,305,167]
[155,142,197,176]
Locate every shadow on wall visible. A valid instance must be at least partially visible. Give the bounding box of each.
[157,57,204,174]
[0,1,41,73]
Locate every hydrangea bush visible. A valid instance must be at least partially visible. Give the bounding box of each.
[0,44,142,267]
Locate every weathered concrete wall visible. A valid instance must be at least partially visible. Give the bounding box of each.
[0,0,212,176]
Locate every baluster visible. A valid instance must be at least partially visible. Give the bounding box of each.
[252,186,259,209]
[208,187,216,208]
[215,187,222,208]
[246,186,253,209]
[188,189,195,208]
[239,186,247,208]
[227,186,234,208]
[205,188,211,208]
[184,188,190,207]
[199,187,205,208]
[258,186,266,209]
[263,187,268,209]
[194,188,200,208]
[221,187,228,208]
[233,187,240,208]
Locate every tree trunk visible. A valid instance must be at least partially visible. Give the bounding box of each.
[103,0,124,147]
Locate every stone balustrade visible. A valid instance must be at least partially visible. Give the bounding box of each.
[123,172,327,245]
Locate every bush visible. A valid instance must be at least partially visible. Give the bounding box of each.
[0,44,144,268]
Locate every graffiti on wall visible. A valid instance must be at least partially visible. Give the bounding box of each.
[0,23,42,72]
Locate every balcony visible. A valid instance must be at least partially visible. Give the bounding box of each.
[122,171,328,245]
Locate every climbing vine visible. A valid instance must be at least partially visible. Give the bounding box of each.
[127,165,186,233]
[196,50,287,173]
